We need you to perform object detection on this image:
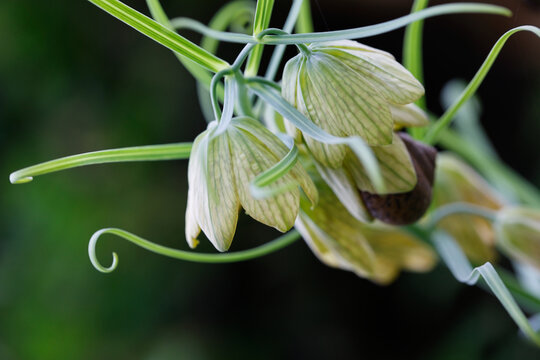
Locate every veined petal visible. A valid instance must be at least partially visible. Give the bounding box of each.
[346,132,417,194]
[317,40,425,105]
[298,190,376,278]
[228,125,299,232]
[282,56,304,142]
[315,161,373,223]
[232,117,318,205]
[391,103,429,128]
[301,53,393,148]
[185,130,208,248]
[187,128,240,252]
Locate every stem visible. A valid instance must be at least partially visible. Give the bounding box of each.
[296,0,314,34]
[88,0,229,72]
[403,0,429,140]
[259,3,511,44]
[10,143,192,184]
[89,228,301,273]
[264,0,304,81]
[169,17,255,43]
[425,202,497,231]
[423,25,540,144]
[245,0,275,77]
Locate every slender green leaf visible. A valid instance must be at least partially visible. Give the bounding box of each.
[259,3,511,44]
[10,143,192,184]
[433,230,540,347]
[88,0,229,72]
[424,25,540,144]
[89,227,300,273]
[245,0,275,76]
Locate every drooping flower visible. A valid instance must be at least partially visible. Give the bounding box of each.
[185,117,317,252]
[432,154,505,263]
[282,40,425,167]
[495,207,540,269]
[296,178,437,284]
[317,132,437,225]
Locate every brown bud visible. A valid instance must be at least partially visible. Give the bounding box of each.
[360,133,437,225]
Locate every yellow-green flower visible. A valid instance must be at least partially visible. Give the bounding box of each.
[296,179,437,284]
[282,40,425,167]
[185,117,317,252]
[432,154,505,263]
[317,132,436,225]
[495,207,540,269]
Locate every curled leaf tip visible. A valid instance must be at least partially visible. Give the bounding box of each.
[89,228,120,273]
[10,172,33,184]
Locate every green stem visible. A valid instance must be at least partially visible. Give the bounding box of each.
[296,0,314,34]
[403,0,429,91]
[423,25,540,144]
[265,0,304,81]
[89,228,301,273]
[169,17,254,43]
[403,0,429,140]
[10,143,192,184]
[88,0,229,72]
[245,0,275,76]
[259,3,511,44]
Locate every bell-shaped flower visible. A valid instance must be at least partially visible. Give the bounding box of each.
[296,179,437,284]
[495,207,540,269]
[282,40,425,167]
[432,154,505,263]
[317,132,436,225]
[185,117,317,252]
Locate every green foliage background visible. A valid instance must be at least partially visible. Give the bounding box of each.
[1,0,539,359]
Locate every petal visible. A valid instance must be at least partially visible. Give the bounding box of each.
[281,56,304,142]
[228,126,299,232]
[346,132,417,194]
[391,103,429,128]
[297,186,376,277]
[315,161,373,223]
[321,42,424,105]
[187,130,240,252]
[301,53,394,148]
[232,117,318,206]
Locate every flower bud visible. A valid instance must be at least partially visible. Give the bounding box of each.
[185,117,317,252]
[495,207,540,269]
[281,40,424,167]
[432,154,505,263]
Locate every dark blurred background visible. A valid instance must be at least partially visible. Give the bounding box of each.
[1,0,539,359]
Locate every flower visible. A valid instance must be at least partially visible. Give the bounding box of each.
[317,132,437,225]
[296,178,437,284]
[495,207,540,269]
[282,40,425,167]
[185,117,317,252]
[432,154,505,263]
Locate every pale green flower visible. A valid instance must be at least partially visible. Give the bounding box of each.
[495,207,540,269]
[317,132,436,225]
[432,154,505,263]
[296,179,437,284]
[282,40,425,167]
[185,117,317,252]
